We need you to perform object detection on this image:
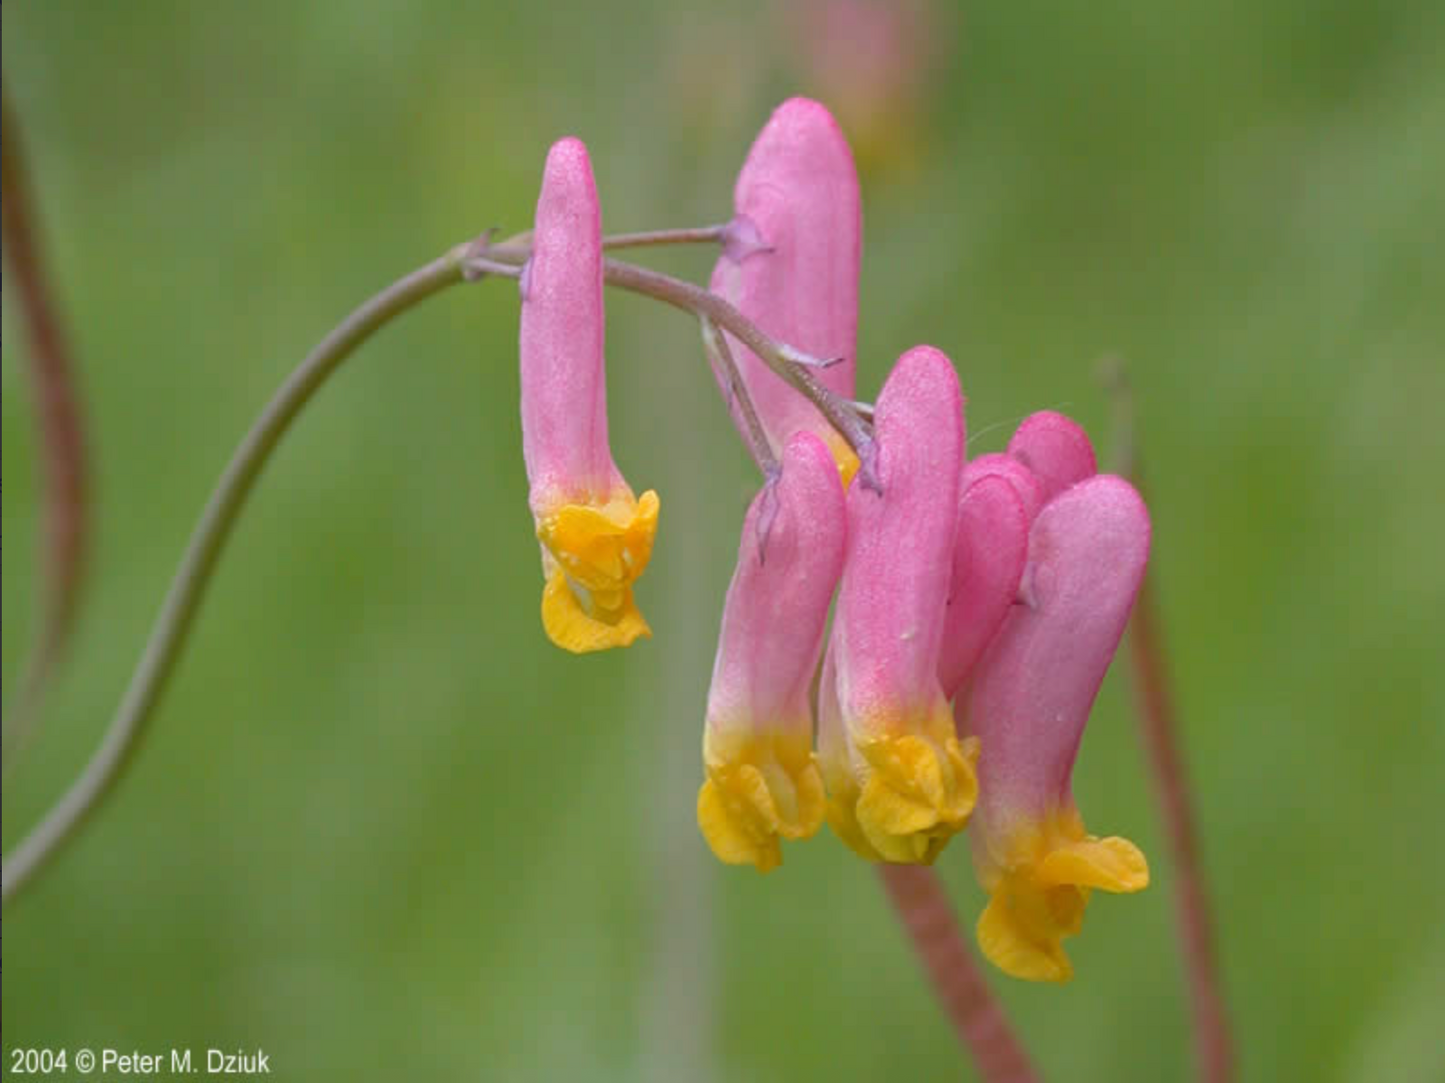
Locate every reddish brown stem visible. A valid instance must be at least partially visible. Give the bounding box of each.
[877,866,1040,1083]
[1127,570,1235,1083]
[2,83,90,757]
[1102,358,1234,1083]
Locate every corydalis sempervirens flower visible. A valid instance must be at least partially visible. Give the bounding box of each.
[698,432,846,872]
[819,347,979,864]
[695,97,859,875]
[520,138,659,653]
[958,414,1151,983]
[710,97,861,483]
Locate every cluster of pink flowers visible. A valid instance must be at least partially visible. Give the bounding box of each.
[518,100,1150,983]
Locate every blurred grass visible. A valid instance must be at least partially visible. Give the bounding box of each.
[4,1,1444,1080]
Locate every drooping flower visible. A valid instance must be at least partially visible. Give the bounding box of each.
[520,138,659,653]
[819,346,978,864]
[959,470,1151,982]
[698,432,847,872]
[933,411,1095,697]
[709,97,862,483]
[1005,409,1097,502]
[935,466,1031,701]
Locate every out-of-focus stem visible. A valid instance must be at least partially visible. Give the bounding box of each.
[1,83,90,766]
[877,866,1041,1083]
[1127,566,1234,1083]
[1103,360,1235,1083]
[1,241,474,905]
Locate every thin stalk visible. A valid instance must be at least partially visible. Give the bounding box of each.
[487,224,728,253]
[465,249,878,486]
[1,242,474,905]
[601,258,877,486]
[877,866,1041,1083]
[1,83,91,767]
[699,315,778,478]
[1103,360,1234,1083]
[604,224,728,249]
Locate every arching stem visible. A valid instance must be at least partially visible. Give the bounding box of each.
[2,241,474,904]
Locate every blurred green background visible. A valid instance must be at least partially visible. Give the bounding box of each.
[5,2,1443,1080]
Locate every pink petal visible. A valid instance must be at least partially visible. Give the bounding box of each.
[959,452,1045,523]
[936,474,1029,699]
[1006,411,1096,504]
[709,98,861,452]
[706,432,847,730]
[961,475,1151,838]
[520,137,621,512]
[833,346,961,724]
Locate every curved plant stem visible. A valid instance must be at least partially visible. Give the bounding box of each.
[1103,360,1235,1083]
[877,866,1041,1083]
[600,259,864,427]
[1,83,91,767]
[1,242,473,905]
[467,246,878,485]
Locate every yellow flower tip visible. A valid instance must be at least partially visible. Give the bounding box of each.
[977,886,1080,984]
[698,732,825,873]
[845,730,980,865]
[824,789,885,862]
[975,813,1149,983]
[1037,834,1150,894]
[822,432,862,490]
[540,569,650,653]
[535,489,659,654]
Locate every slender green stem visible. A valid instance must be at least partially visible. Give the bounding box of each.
[1,242,473,905]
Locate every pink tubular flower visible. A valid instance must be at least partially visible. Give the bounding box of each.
[819,346,978,864]
[709,97,862,483]
[698,432,846,872]
[1005,409,1097,503]
[520,138,659,653]
[935,466,1031,701]
[959,470,1152,983]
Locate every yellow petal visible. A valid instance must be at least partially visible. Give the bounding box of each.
[849,731,979,865]
[538,490,658,593]
[1037,835,1149,893]
[534,489,659,653]
[977,888,1076,984]
[973,809,1148,983]
[540,568,650,653]
[698,730,824,873]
